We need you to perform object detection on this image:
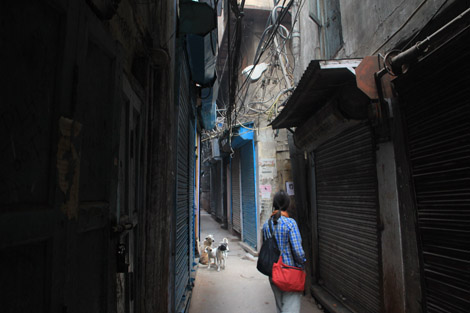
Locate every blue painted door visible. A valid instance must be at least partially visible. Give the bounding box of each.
[231,149,242,233]
[240,141,257,249]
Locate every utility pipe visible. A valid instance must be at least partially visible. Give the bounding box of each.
[271,5,292,89]
[291,0,300,83]
[273,36,292,89]
[390,7,470,75]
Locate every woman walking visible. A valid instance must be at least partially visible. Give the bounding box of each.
[262,190,306,313]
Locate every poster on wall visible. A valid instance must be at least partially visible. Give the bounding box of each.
[260,184,272,199]
[259,158,276,177]
[286,182,294,196]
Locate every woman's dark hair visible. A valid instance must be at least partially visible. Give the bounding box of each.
[272,190,290,224]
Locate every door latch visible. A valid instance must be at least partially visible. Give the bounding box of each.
[116,243,129,273]
[112,222,134,233]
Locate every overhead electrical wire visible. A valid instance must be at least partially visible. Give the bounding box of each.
[238,0,304,99]
[235,0,294,98]
[233,2,294,118]
[234,0,305,123]
[203,0,305,141]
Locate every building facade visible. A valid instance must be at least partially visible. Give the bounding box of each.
[271,1,470,312]
[0,0,216,312]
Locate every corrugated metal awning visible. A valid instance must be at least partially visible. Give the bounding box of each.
[270,59,362,129]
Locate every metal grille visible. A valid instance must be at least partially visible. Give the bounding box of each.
[231,149,242,233]
[400,34,470,312]
[175,56,191,310]
[315,123,382,313]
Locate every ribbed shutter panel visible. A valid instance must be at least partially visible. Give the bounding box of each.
[175,57,191,310]
[400,32,470,312]
[216,161,223,220]
[241,141,257,248]
[315,123,382,313]
[231,149,241,233]
[189,119,195,265]
[209,165,215,215]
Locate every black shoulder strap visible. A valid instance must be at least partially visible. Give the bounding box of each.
[268,217,276,241]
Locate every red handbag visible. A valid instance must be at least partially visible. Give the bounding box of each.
[272,256,306,292]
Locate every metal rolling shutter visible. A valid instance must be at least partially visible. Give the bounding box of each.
[315,123,382,313]
[210,161,223,220]
[231,149,242,233]
[240,141,257,248]
[209,165,215,215]
[398,31,470,312]
[189,119,196,266]
[216,161,223,220]
[175,55,192,311]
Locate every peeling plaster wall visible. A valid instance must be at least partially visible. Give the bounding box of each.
[256,120,293,250]
[255,119,292,237]
[256,120,277,224]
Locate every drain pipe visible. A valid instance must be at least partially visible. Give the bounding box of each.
[291,0,301,83]
[389,7,470,75]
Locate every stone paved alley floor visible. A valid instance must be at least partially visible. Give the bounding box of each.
[188,211,322,313]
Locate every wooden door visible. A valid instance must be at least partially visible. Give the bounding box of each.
[0,0,80,312]
[116,76,144,313]
[69,4,123,313]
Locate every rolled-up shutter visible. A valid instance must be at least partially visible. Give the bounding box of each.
[315,123,382,313]
[395,28,470,313]
[231,150,242,233]
[241,141,257,248]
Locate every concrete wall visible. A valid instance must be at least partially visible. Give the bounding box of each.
[295,0,452,79]
[338,0,448,57]
[256,121,292,248]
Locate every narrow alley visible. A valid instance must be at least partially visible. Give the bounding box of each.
[189,211,321,313]
[1,0,469,312]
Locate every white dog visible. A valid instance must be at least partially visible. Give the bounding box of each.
[205,246,217,269]
[203,234,215,250]
[215,238,229,271]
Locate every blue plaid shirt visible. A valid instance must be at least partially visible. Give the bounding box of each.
[262,216,306,268]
